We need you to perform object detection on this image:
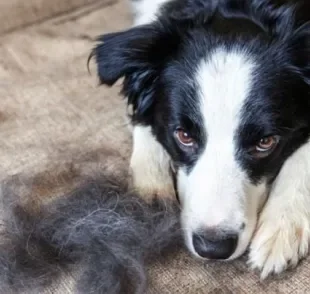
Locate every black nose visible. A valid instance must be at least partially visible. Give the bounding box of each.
[192,231,238,260]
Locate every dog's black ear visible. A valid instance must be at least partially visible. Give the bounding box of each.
[217,0,296,39]
[93,23,181,85]
[93,25,153,86]
[92,23,181,121]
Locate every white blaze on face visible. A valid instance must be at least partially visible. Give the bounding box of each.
[178,49,268,259]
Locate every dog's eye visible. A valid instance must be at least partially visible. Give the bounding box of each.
[175,128,195,147]
[252,135,280,157]
[256,136,279,151]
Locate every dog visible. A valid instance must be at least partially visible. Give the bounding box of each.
[93,0,310,278]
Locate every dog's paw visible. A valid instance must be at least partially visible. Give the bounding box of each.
[131,181,175,202]
[248,203,310,279]
[129,167,176,202]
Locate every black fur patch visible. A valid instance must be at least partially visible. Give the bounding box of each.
[93,0,310,179]
[0,175,181,294]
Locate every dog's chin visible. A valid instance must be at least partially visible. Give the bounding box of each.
[182,220,257,261]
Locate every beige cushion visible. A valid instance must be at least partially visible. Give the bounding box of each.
[0,0,107,35]
[0,0,309,293]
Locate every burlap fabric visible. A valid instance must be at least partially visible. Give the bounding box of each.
[0,0,309,293]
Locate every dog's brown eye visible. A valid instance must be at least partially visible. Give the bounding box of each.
[175,128,194,147]
[255,135,279,153]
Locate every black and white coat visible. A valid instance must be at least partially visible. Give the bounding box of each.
[94,0,310,278]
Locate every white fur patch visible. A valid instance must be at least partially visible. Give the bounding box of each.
[130,0,173,25]
[130,126,175,200]
[179,49,267,259]
[249,140,310,278]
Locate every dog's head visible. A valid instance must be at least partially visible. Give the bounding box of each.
[93,0,310,260]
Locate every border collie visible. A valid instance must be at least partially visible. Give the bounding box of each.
[93,0,310,278]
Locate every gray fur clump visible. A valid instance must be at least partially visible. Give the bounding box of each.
[0,175,181,294]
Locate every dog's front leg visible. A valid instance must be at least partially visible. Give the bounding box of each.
[249,141,310,278]
[129,125,175,201]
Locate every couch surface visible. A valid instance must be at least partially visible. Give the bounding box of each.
[1,0,309,293]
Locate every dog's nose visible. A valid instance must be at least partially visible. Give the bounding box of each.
[192,230,238,260]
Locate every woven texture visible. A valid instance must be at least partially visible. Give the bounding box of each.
[0,0,109,35]
[0,0,309,293]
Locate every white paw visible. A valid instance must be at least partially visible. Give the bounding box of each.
[129,161,175,202]
[248,203,310,279]
[129,125,175,201]
[129,171,175,201]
